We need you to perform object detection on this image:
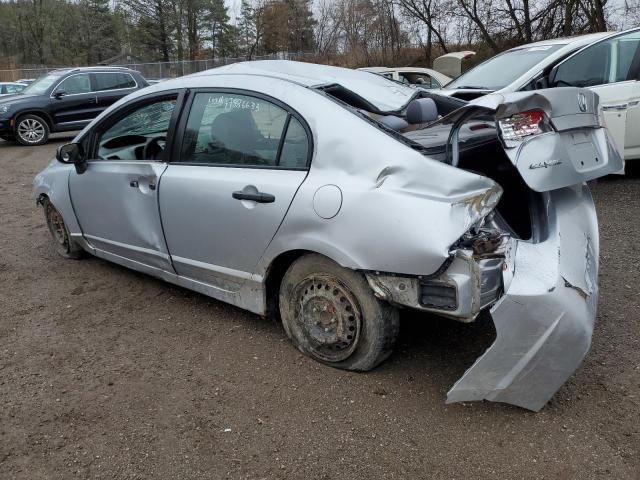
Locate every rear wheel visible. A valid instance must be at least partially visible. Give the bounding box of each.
[279,254,399,371]
[15,114,49,146]
[43,198,85,259]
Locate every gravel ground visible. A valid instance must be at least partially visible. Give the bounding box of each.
[0,136,638,480]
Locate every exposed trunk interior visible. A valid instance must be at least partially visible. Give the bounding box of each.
[456,137,541,241]
[402,118,546,241]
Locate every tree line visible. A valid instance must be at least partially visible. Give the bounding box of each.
[0,0,638,69]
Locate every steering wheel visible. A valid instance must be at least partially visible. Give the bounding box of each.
[143,136,167,161]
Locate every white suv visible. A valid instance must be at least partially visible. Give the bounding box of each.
[441,29,640,166]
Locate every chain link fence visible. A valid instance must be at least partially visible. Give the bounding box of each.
[0,52,317,83]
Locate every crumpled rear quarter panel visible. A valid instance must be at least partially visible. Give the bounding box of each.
[447,184,599,411]
[257,87,501,277]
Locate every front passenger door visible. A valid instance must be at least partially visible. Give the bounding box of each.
[69,93,181,274]
[50,73,99,129]
[159,90,312,291]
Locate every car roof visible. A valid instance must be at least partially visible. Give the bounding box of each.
[358,67,390,73]
[507,32,613,51]
[48,66,138,75]
[360,66,441,74]
[191,60,418,112]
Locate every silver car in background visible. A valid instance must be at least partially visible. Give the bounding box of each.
[34,61,622,411]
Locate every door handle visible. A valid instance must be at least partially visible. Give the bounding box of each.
[129,180,139,188]
[232,191,275,203]
[602,103,628,111]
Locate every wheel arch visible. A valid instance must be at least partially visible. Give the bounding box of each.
[14,109,54,130]
[263,249,314,317]
[36,192,50,206]
[33,163,82,235]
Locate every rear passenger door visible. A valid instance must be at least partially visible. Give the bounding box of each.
[159,90,311,291]
[92,72,140,114]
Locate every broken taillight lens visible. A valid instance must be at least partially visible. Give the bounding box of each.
[498,109,552,148]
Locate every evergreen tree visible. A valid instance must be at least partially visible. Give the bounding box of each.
[238,0,258,59]
[205,0,233,58]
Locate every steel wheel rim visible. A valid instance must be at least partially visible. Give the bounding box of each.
[293,275,362,362]
[45,205,68,248]
[17,118,45,143]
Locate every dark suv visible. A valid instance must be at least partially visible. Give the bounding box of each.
[0,67,148,146]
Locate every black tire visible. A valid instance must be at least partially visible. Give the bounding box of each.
[42,198,85,259]
[1,134,14,142]
[14,114,50,146]
[279,254,399,371]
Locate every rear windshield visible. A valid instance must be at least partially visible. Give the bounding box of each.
[446,44,566,91]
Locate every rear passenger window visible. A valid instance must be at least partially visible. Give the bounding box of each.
[182,92,308,168]
[94,73,136,91]
[279,118,309,168]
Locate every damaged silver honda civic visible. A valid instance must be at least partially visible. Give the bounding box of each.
[33,61,623,411]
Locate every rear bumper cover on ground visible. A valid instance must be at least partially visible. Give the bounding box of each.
[447,184,598,411]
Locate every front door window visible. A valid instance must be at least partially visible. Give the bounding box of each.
[54,74,92,95]
[553,31,640,88]
[97,97,177,161]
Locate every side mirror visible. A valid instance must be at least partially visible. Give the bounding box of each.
[535,77,548,90]
[56,143,81,164]
[53,91,66,99]
[56,142,87,174]
[547,65,559,88]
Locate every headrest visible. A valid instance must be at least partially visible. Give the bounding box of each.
[406,98,438,124]
[378,115,409,132]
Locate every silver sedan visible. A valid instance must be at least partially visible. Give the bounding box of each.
[33,61,623,411]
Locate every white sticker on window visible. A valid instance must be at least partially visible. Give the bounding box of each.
[207,95,261,112]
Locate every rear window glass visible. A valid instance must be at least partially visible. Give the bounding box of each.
[94,73,137,91]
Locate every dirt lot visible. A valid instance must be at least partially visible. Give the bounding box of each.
[0,136,639,480]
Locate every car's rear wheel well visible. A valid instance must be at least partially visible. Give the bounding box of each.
[36,193,49,206]
[264,250,315,318]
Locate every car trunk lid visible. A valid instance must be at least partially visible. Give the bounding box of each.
[417,88,623,191]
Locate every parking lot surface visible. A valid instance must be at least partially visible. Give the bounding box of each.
[1,137,639,479]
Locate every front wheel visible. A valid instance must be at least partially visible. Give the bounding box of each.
[15,114,49,146]
[279,254,399,371]
[43,198,85,259]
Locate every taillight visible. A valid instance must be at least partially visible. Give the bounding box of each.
[498,109,552,148]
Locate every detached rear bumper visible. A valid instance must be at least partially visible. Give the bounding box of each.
[447,184,598,411]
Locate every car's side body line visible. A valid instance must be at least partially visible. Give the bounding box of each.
[89,244,267,315]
